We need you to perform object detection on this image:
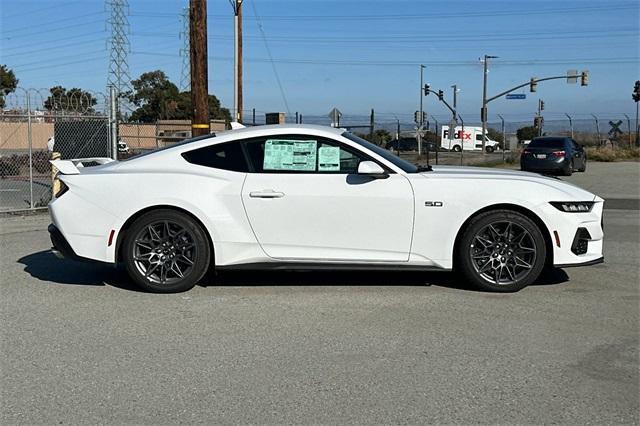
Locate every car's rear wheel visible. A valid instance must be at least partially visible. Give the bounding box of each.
[457,210,546,292]
[123,209,211,293]
[563,160,573,176]
[485,145,495,153]
[578,158,587,172]
[452,145,462,152]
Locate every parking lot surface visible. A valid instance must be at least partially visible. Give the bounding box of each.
[1,162,638,424]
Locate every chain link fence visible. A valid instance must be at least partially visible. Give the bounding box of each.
[0,88,112,212]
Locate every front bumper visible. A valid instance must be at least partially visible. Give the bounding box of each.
[541,199,604,267]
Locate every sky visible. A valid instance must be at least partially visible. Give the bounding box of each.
[1,0,639,125]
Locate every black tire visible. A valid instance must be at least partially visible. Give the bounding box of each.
[452,145,462,152]
[485,145,495,153]
[123,209,211,293]
[578,158,587,172]
[457,209,547,292]
[562,161,573,176]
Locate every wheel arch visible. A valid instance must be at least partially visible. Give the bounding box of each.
[115,205,215,265]
[452,203,554,269]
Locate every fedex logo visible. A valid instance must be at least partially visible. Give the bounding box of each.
[443,129,471,140]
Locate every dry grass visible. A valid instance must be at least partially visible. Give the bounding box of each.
[585,147,640,162]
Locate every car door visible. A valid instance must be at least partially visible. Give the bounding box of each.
[240,134,415,262]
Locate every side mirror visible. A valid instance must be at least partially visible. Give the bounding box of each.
[357,161,388,179]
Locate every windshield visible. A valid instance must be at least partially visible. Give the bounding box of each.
[342,132,419,173]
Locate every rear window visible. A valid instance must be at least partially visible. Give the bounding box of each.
[528,138,567,148]
[182,142,248,172]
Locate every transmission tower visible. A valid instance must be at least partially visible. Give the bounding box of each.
[106,0,132,111]
[179,7,191,92]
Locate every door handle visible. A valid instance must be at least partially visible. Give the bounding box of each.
[249,190,285,198]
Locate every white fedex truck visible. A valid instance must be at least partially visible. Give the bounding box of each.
[441,126,500,152]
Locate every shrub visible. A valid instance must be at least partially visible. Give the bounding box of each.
[585,147,640,162]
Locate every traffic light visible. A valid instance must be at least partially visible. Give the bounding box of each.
[633,80,640,102]
[424,84,430,96]
[422,111,427,124]
[530,77,537,92]
[580,70,589,86]
[437,90,444,101]
[534,116,544,128]
[539,100,545,111]
[414,110,420,123]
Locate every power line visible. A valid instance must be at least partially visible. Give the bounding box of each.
[3,11,106,33]
[128,3,636,21]
[250,0,290,115]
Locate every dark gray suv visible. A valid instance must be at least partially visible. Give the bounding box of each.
[520,136,587,176]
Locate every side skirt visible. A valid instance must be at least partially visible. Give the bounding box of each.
[216,262,450,272]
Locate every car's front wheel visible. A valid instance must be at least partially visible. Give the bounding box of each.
[123,209,211,293]
[457,210,546,292]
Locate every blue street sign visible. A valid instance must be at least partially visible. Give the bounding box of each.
[506,94,526,100]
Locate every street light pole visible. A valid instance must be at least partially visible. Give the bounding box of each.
[418,64,425,156]
[481,55,498,155]
[565,113,573,139]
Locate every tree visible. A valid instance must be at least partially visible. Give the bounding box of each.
[0,65,19,109]
[517,126,537,141]
[487,127,504,143]
[127,70,230,123]
[355,129,392,146]
[44,86,97,113]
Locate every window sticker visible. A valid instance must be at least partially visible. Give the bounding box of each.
[318,146,340,171]
[263,139,317,171]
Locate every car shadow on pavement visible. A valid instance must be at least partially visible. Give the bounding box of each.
[18,250,570,293]
[18,250,142,292]
[209,267,570,292]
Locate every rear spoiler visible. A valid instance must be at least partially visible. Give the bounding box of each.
[50,157,115,175]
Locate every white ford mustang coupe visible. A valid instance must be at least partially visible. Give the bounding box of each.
[49,124,604,293]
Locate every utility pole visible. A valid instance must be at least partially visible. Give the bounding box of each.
[481,54,498,154]
[565,113,573,139]
[190,0,209,137]
[229,0,243,122]
[107,0,132,115]
[417,65,426,155]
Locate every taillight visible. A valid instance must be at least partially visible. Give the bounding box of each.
[523,149,531,154]
[551,150,566,158]
[55,181,69,198]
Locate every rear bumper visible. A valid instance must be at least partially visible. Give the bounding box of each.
[521,157,569,173]
[48,223,79,260]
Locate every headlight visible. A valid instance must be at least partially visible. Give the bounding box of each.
[550,201,594,213]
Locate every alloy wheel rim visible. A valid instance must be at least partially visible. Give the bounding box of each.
[132,221,197,285]
[469,221,537,285]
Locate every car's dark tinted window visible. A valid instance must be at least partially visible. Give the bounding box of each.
[528,138,567,148]
[182,142,249,172]
[343,132,417,173]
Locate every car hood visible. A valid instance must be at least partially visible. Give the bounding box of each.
[419,165,601,201]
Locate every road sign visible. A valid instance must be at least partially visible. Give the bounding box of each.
[608,120,623,138]
[328,107,342,127]
[506,94,526,100]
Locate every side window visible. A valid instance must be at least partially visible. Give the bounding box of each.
[181,142,248,172]
[571,140,581,151]
[243,136,367,174]
[475,134,483,141]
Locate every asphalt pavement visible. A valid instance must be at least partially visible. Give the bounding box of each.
[1,162,638,424]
